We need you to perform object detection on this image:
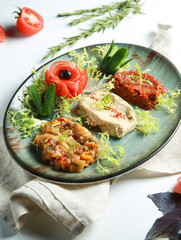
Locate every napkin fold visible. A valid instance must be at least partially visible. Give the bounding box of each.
[0,24,180,237]
[11,179,109,235]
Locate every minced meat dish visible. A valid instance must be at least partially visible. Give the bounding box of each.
[111,70,167,110]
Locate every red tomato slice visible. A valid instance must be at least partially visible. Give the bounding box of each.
[16,7,44,36]
[0,26,6,43]
[45,61,88,98]
[78,69,88,94]
[60,84,72,98]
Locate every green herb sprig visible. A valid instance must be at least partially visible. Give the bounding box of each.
[44,0,143,59]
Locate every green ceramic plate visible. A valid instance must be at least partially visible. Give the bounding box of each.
[3,43,181,184]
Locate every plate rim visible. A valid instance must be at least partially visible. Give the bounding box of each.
[3,42,181,184]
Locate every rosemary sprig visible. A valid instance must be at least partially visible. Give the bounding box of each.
[57,1,126,17]
[62,1,131,26]
[44,0,143,59]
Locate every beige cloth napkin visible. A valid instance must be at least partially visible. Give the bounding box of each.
[0,24,180,237]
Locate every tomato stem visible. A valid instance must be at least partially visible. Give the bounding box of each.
[12,6,22,19]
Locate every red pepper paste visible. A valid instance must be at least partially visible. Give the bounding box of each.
[111,70,167,110]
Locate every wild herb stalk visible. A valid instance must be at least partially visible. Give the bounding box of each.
[44,0,143,59]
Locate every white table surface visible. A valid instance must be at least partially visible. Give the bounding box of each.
[0,0,181,239]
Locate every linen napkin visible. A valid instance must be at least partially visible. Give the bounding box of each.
[0,24,180,237]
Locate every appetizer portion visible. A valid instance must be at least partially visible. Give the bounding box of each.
[111,67,167,110]
[78,91,136,138]
[34,117,99,173]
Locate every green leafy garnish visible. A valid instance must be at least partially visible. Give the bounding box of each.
[117,62,131,73]
[54,95,82,122]
[69,48,98,79]
[83,75,113,94]
[69,144,75,150]
[155,89,181,113]
[32,67,47,96]
[100,40,133,74]
[20,67,47,113]
[30,83,56,116]
[97,132,125,173]
[91,92,113,110]
[135,107,159,134]
[8,68,48,138]
[58,130,72,142]
[71,162,79,167]
[8,109,46,138]
[92,44,110,61]
[69,46,114,94]
[129,63,152,85]
[69,47,109,84]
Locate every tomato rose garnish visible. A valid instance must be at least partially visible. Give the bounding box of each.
[45,61,88,98]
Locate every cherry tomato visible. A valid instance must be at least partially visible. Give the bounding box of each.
[0,26,6,43]
[177,176,181,186]
[45,61,88,98]
[16,7,44,36]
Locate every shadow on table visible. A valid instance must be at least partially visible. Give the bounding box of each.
[0,219,16,238]
[5,25,29,38]
[0,210,74,240]
[23,210,74,240]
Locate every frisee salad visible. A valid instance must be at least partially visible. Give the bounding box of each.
[8,43,181,173]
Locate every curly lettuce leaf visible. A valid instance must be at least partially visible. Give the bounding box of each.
[124,63,152,86]
[54,95,82,122]
[92,44,110,62]
[69,47,100,81]
[155,89,181,113]
[69,46,112,93]
[135,107,159,134]
[97,132,125,173]
[8,109,46,138]
[91,92,113,110]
